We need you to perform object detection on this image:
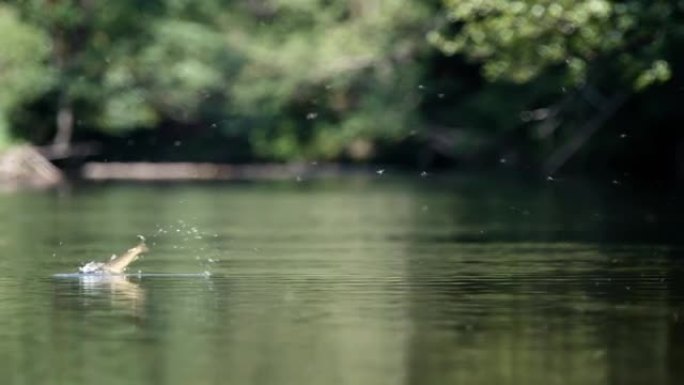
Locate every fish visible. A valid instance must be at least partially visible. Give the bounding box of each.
[103,241,148,274]
[79,236,148,275]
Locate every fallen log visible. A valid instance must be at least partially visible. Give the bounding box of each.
[81,162,356,181]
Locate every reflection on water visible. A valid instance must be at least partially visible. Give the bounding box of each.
[0,177,683,385]
[69,275,146,317]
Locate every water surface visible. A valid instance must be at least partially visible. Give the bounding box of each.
[0,176,682,385]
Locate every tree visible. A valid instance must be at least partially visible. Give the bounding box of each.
[428,0,682,173]
[8,0,170,151]
[429,0,675,88]
[223,0,432,160]
[0,4,52,149]
[1,0,234,152]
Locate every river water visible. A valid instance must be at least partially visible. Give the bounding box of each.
[0,176,682,385]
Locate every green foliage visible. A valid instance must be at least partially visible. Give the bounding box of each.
[0,0,681,174]
[0,5,52,113]
[430,0,677,89]
[0,4,53,148]
[100,19,230,129]
[0,111,10,150]
[225,0,430,159]
[3,0,432,159]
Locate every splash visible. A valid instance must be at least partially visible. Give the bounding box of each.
[149,221,225,274]
[77,237,148,275]
[78,261,106,274]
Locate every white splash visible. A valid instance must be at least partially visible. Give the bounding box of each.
[79,261,106,274]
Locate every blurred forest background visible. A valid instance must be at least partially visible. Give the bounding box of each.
[0,0,682,179]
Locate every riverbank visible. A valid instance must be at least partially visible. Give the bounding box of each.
[81,162,369,182]
[0,146,63,190]
[0,145,379,189]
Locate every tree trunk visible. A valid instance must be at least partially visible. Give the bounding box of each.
[53,93,74,155]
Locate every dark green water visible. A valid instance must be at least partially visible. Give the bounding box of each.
[0,177,683,385]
